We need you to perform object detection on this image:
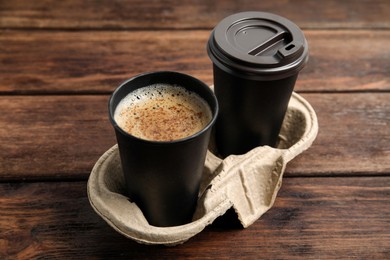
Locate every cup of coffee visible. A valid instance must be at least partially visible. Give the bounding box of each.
[109,71,218,227]
[207,11,309,157]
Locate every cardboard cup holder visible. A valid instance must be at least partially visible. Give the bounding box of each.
[87,92,318,246]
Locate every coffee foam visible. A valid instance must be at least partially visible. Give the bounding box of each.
[114,84,212,141]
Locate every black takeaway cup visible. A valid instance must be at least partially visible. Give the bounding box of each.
[109,71,218,227]
[207,11,309,157]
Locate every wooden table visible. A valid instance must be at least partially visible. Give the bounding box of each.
[1,0,389,258]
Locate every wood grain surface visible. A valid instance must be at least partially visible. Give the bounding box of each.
[1,30,389,94]
[0,93,388,180]
[0,177,388,258]
[1,0,389,29]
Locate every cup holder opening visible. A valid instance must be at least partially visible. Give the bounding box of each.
[210,207,243,229]
[277,107,307,150]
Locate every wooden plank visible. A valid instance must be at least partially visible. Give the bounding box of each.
[0,0,389,29]
[0,95,116,180]
[0,93,388,180]
[1,30,389,94]
[0,177,388,258]
[287,93,390,176]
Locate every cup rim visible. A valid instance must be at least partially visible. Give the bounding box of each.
[108,71,219,145]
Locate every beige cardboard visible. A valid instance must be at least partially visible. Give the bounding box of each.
[87,92,318,246]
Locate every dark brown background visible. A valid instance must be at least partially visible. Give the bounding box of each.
[0,0,389,258]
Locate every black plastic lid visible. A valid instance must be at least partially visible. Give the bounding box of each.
[208,12,309,80]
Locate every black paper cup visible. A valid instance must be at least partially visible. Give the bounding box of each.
[109,71,218,227]
[207,11,309,157]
